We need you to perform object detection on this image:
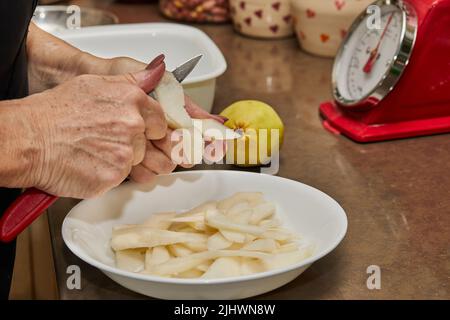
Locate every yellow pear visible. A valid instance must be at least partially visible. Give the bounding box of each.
[220,100,284,167]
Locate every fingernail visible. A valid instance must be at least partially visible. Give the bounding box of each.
[218,115,229,122]
[146,54,165,70]
[135,62,165,93]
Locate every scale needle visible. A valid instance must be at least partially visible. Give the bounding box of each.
[363,12,395,74]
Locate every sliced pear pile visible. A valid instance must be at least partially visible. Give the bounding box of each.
[112,192,314,279]
[154,72,239,141]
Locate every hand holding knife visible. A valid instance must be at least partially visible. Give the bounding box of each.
[0,55,203,242]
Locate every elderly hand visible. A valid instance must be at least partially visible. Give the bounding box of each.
[23,24,226,193]
[22,57,170,198]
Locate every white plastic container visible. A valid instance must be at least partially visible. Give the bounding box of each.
[56,23,227,112]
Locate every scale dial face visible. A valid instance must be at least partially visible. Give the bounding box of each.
[333,0,417,107]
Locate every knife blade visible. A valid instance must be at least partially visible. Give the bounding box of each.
[172,55,202,83]
[149,55,202,99]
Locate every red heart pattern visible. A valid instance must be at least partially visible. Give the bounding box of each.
[283,14,291,24]
[306,9,316,18]
[320,34,330,43]
[234,0,292,37]
[299,31,306,40]
[254,10,263,18]
[335,0,346,11]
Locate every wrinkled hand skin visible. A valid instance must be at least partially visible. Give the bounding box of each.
[24,66,169,199]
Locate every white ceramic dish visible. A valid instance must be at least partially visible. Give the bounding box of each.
[55,23,227,112]
[62,170,347,300]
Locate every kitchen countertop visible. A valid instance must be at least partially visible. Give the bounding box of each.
[47,0,450,300]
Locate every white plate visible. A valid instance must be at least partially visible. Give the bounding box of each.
[62,171,347,299]
[55,23,227,112]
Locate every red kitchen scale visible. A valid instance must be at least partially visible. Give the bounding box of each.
[320,0,450,142]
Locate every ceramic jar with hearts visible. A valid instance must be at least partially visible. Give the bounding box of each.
[291,0,373,57]
[229,0,293,39]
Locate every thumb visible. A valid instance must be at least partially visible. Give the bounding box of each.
[128,55,166,93]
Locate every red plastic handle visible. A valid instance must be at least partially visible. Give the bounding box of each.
[0,188,58,242]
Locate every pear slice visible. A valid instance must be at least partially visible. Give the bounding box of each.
[240,257,266,276]
[144,246,171,270]
[217,192,264,211]
[220,229,247,243]
[207,232,233,251]
[143,212,177,230]
[111,227,207,251]
[242,239,278,253]
[168,244,194,257]
[201,257,241,279]
[115,249,145,273]
[154,72,193,129]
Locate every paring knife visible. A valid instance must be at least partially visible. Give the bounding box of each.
[0,55,203,243]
